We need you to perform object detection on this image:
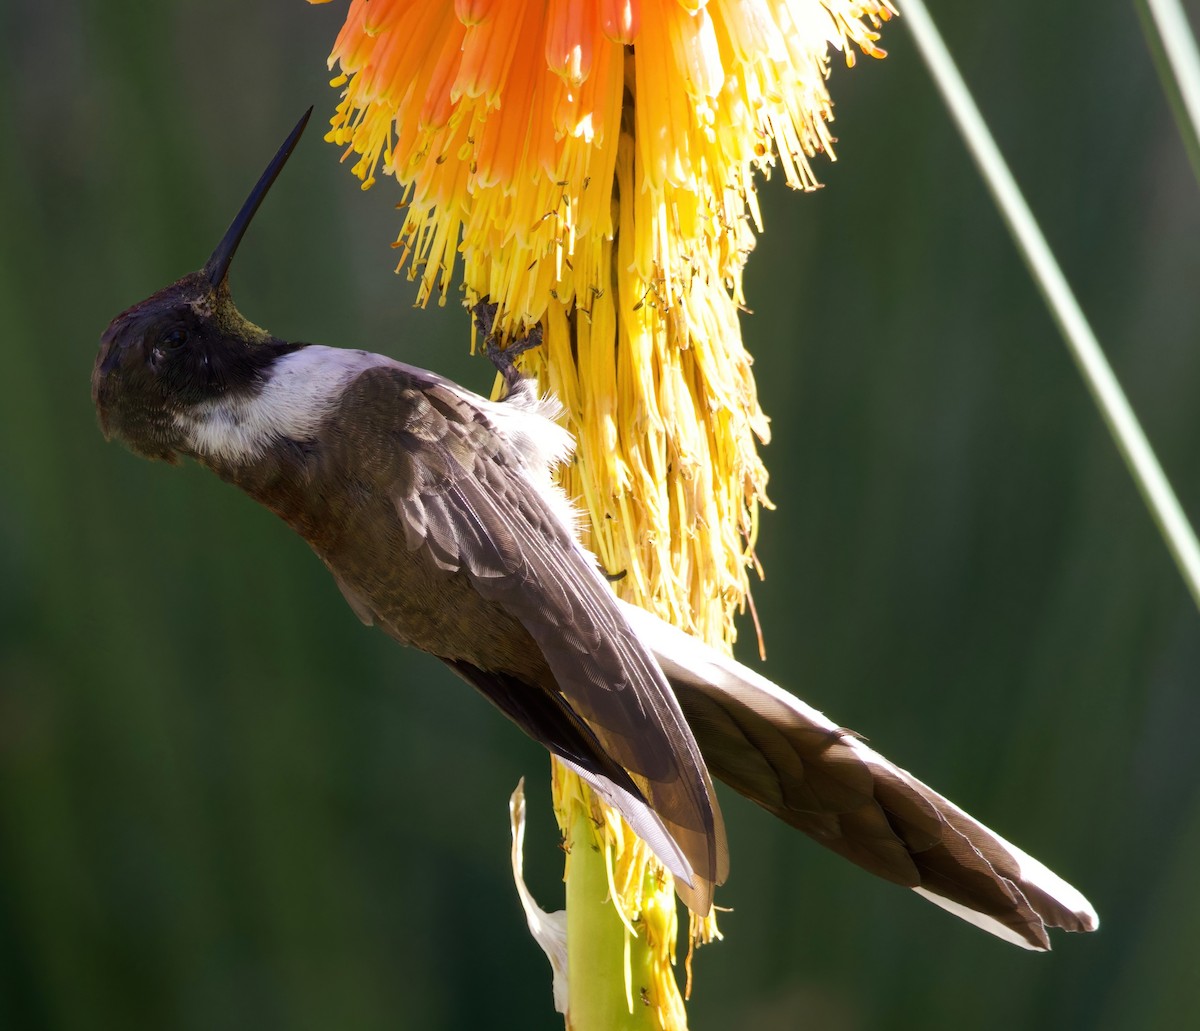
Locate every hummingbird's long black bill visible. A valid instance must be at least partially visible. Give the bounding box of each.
[203,107,313,290]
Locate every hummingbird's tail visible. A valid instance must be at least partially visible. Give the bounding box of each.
[618,600,1099,950]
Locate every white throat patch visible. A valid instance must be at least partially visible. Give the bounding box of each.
[177,346,386,464]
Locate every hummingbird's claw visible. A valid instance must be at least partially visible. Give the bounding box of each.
[472,301,544,392]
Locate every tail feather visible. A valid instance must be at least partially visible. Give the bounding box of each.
[619,600,1099,950]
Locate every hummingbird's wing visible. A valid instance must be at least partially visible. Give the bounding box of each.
[440,657,707,897]
[332,363,726,911]
[618,600,1099,950]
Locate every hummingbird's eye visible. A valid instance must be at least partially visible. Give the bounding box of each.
[161,327,188,349]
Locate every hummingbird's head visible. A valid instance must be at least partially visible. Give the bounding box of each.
[93,110,311,463]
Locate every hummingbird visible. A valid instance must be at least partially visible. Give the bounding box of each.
[92,109,1098,949]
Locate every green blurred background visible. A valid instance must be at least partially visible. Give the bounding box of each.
[2,1,1198,1028]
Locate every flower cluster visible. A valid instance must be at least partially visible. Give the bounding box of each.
[314,0,892,646]
[311,0,892,1021]
[318,0,891,336]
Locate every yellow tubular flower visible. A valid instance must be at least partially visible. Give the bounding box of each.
[311,0,892,1025]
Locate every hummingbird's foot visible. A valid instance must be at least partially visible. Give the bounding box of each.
[472,301,544,392]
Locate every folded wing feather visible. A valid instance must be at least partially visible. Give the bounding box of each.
[618,599,1099,951]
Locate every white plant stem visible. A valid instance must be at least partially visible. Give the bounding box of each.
[899,0,1200,611]
[1144,0,1200,152]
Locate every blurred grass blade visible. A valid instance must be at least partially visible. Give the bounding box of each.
[899,0,1200,612]
[1137,0,1200,184]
